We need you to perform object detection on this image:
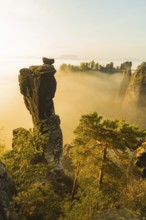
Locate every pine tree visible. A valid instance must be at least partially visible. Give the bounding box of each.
[64,112,146,219]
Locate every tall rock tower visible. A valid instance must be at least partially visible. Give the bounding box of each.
[120,62,146,127]
[123,62,146,108]
[18,58,63,166]
[118,61,132,99]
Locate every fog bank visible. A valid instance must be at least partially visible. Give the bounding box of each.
[0,68,122,147]
[55,70,122,144]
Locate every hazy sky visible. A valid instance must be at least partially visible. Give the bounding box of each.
[0,0,146,59]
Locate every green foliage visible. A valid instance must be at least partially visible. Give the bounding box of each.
[121,179,146,218]
[96,208,140,220]
[74,112,145,150]
[3,129,48,187]
[62,112,146,219]
[59,61,120,73]
[3,128,62,220]
[1,113,146,219]
[71,112,145,176]
[14,181,62,220]
[0,143,5,157]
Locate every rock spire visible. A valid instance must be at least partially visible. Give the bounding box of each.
[18,58,63,165]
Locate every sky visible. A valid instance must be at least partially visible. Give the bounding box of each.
[0,0,146,60]
[0,0,146,146]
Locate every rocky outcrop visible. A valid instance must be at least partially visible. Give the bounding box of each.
[119,61,132,72]
[18,58,63,166]
[118,62,146,127]
[122,62,146,108]
[119,61,132,98]
[12,127,72,198]
[19,59,56,125]
[0,161,16,220]
[130,142,146,178]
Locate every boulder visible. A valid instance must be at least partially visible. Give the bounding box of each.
[42,57,54,65]
[130,142,146,178]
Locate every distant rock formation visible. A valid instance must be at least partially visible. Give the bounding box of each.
[119,61,132,98]
[119,61,132,72]
[118,62,146,127]
[18,58,63,166]
[123,62,146,108]
[0,161,16,219]
[117,62,146,180]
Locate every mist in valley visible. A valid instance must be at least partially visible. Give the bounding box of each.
[50,70,123,144]
[0,64,124,147]
[1,59,145,148]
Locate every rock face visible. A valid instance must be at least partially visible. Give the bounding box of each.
[130,142,146,178]
[0,161,16,219]
[118,62,146,127]
[119,61,132,98]
[18,58,63,165]
[119,61,132,72]
[19,59,56,125]
[122,62,146,108]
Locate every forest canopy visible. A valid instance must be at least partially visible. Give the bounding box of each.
[59,61,125,73]
[1,113,146,219]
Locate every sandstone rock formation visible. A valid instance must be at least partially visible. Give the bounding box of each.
[18,58,63,166]
[118,61,132,98]
[118,62,146,179]
[118,62,146,127]
[119,61,132,72]
[123,62,146,108]
[0,161,16,219]
[130,142,146,178]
